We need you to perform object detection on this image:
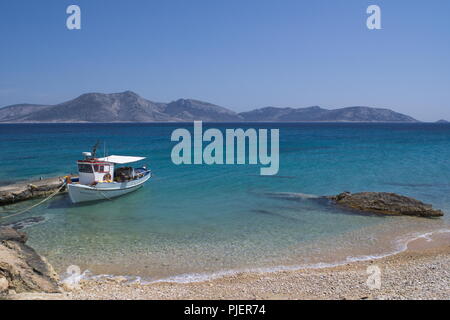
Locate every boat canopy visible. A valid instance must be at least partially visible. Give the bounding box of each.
[97,155,146,164]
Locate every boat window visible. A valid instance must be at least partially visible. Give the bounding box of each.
[93,165,109,173]
[78,164,94,173]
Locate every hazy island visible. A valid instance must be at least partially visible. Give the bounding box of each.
[0,91,420,123]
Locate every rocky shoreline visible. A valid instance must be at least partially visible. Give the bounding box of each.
[0,177,67,206]
[1,226,448,300]
[0,227,61,297]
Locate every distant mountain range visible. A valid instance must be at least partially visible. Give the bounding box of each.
[0,91,420,123]
[239,106,417,122]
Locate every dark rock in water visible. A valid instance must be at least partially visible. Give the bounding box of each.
[330,192,444,218]
[0,216,46,230]
[0,227,60,295]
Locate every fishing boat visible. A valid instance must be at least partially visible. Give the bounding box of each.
[67,144,151,204]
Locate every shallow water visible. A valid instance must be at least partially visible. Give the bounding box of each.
[1,123,449,281]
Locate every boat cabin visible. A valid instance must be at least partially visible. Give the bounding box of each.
[77,152,146,185]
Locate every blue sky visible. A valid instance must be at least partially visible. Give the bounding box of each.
[0,0,449,121]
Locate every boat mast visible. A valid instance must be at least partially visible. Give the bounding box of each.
[91,140,100,159]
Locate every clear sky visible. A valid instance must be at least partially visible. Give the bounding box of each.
[0,0,449,121]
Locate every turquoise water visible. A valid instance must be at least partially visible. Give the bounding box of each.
[1,123,449,281]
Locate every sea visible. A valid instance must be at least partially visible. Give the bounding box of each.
[0,122,449,283]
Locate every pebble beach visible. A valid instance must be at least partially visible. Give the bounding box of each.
[10,231,447,300]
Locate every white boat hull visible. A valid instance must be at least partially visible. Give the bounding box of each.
[68,171,151,204]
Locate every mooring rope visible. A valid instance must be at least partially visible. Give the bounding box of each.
[0,182,67,221]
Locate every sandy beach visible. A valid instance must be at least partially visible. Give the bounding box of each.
[10,231,446,300]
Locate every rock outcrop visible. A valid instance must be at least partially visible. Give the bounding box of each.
[0,227,60,296]
[330,192,444,218]
[0,177,66,205]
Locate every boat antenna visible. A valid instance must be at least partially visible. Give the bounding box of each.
[91,140,100,159]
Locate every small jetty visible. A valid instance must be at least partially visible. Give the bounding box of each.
[0,176,71,206]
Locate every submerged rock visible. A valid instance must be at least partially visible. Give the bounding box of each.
[0,227,60,295]
[0,216,46,230]
[330,192,444,218]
